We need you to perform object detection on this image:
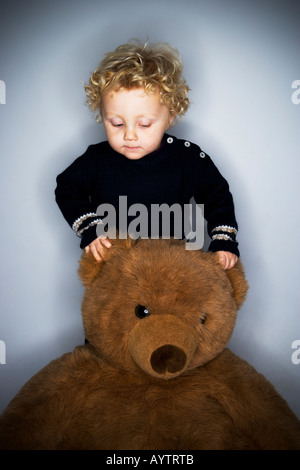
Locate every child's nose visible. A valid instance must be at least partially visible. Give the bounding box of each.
[124,126,138,141]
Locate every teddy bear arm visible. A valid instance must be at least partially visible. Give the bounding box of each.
[0,390,63,449]
[206,349,300,449]
[0,399,61,450]
[0,351,87,450]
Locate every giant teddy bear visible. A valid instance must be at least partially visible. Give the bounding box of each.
[1,237,300,450]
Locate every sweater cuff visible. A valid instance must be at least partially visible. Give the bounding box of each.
[71,212,104,249]
[208,224,239,256]
[208,239,240,257]
[80,226,98,249]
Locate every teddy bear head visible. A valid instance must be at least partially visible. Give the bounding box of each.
[78,237,248,380]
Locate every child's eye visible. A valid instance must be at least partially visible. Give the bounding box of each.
[109,119,123,127]
[139,123,151,128]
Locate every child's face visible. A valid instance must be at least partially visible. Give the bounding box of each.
[102,88,175,159]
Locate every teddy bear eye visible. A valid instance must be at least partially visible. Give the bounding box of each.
[200,313,207,324]
[135,305,151,319]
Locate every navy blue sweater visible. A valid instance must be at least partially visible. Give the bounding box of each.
[55,134,239,256]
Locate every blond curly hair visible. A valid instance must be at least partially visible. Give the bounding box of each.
[84,40,190,123]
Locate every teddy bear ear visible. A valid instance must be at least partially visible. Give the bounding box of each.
[225,260,249,310]
[78,237,138,287]
[78,250,104,287]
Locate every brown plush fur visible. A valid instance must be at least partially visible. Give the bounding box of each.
[0,238,299,450]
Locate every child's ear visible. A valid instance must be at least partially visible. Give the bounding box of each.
[167,113,177,128]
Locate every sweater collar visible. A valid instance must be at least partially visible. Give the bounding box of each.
[108,133,177,167]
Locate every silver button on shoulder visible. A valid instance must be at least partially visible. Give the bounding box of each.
[184,141,191,147]
[167,137,173,144]
[200,151,206,158]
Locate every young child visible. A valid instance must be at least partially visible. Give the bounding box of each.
[55,40,239,269]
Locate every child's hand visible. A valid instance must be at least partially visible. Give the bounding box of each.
[84,236,112,262]
[216,251,238,270]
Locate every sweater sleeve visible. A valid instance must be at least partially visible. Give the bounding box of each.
[55,146,103,248]
[193,149,240,257]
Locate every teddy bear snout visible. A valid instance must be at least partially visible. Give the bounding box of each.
[150,344,187,374]
[128,314,198,379]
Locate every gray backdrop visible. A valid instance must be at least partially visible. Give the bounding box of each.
[1,0,300,420]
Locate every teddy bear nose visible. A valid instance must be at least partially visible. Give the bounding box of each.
[128,314,198,379]
[150,345,187,374]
